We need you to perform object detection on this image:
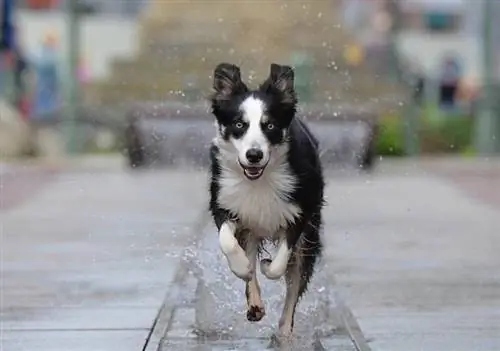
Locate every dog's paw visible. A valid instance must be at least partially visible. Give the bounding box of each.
[226,248,253,281]
[246,304,265,322]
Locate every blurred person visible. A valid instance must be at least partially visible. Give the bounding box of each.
[30,30,60,122]
[438,54,461,111]
[1,7,29,118]
[11,25,31,119]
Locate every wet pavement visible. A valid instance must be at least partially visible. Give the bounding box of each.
[2,156,500,350]
[1,166,207,351]
[0,162,58,211]
[327,158,500,351]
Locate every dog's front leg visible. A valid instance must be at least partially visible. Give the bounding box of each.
[260,231,291,280]
[245,236,265,322]
[219,221,252,281]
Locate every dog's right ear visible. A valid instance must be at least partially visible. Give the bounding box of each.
[212,63,248,101]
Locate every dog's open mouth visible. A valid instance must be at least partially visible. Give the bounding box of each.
[239,161,267,180]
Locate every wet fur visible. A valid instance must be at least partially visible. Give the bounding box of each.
[208,63,325,336]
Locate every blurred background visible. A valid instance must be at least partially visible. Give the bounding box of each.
[1,1,500,350]
[1,0,499,162]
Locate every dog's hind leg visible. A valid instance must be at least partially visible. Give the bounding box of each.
[278,222,322,336]
[241,236,266,322]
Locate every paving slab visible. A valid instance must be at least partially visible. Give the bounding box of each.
[0,330,147,351]
[2,307,157,331]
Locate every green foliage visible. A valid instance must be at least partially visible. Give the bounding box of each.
[374,114,405,156]
[374,107,474,156]
[419,110,473,154]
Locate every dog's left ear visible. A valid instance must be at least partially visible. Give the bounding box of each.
[261,63,297,105]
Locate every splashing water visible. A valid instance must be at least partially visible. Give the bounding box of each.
[183,224,342,344]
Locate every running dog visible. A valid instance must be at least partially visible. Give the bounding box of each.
[208,62,325,337]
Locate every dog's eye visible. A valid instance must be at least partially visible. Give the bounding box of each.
[267,123,275,130]
[235,122,244,129]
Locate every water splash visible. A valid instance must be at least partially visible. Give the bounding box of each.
[184,226,341,344]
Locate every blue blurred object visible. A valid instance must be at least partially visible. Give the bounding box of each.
[31,43,60,120]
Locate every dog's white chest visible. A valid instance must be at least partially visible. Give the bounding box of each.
[217,167,301,235]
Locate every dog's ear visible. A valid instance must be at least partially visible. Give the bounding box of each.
[261,63,297,105]
[212,63,248,101]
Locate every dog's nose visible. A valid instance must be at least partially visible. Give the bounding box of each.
[245,148,264,164]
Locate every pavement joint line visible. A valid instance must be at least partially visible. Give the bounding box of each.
[4,328,151,332]
[142,209,211,351]
[334,292,372,351]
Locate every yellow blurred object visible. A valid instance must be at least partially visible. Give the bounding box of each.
[42,29,58,47]
[344,44,364,66]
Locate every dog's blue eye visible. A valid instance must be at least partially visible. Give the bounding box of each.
[235,122,244,129]
[267,123,275,130]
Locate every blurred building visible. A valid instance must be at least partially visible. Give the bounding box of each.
[85,0,404,110]
[15,1,140,81]
[389,0,500,101]
[463,0,500,80]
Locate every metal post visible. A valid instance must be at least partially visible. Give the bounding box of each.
[404,80,420,156]
[64,0,80,154]
[387,0,402,82]
[474,0,498,155]
[387,0,420,155]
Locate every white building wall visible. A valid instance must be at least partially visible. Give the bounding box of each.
[15,10,140,81]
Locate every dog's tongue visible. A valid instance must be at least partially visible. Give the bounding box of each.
[246,168,261,175]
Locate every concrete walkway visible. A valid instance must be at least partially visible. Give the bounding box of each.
[1,166,207,351]
[1,156,499,350]
[325,158,500,351]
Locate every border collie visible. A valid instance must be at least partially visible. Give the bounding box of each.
[208,63,325,337]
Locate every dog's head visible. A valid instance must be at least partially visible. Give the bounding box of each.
[210,63,297,180]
